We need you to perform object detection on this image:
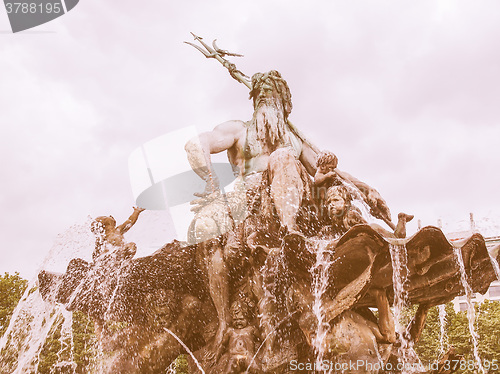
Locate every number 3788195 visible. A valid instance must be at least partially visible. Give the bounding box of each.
[5,2,61,14]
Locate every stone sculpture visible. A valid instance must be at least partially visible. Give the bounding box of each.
[37,36,500,373]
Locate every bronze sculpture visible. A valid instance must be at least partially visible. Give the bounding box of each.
[36,35,500,373]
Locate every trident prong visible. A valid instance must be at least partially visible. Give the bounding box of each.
[184,42,217,58]
[185,32,251,88]
[212,39,244,58]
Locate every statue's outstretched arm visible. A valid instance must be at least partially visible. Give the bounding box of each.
[117,207,144,234]
[185,120,244,194]
[335,169,392,223]
[300,140,392,224]
[298,141,318,176]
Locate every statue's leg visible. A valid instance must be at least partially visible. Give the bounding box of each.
[204,240,230,347]
[373,288,396,343]
[267,148,304,231]
[225,356,242,374]
[394,213,414,238]
[252,250,279,356]
[193,213,231,347]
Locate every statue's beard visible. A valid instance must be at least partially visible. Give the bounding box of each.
[252,97,287,146]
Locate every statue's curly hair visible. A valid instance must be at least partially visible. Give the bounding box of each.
[316,151,338,169]
[249,70,292,117]
[327,185,352,206]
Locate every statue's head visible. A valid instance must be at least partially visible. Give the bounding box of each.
[249,70,292,118]
[248,71,292,147]
[230,300,249,329]
[316,151,338,173]
[91,215,116,233]
[326,185,351,217]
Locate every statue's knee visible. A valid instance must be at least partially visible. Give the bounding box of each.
[268,148,295,171]
[193,217,220,242]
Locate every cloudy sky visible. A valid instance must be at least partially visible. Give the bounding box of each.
[1,0,499,279]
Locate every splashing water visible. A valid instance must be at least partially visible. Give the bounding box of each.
[438,304,448,356]
[0,221,96,373]
[52,309,78,373]
[389,243,421,373]
[309,238,334,368]
[487,249,500,282]
[163,327,205,374]
[255,246,285,358]
[0,281,76,373]
[248,310,298,372]
[453,247,485,373]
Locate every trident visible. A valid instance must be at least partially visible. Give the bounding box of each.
[184,33,395,230]
[184,33,320,152]
[184,32,252,89]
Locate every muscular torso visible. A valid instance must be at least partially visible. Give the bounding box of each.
[226,121,303,177]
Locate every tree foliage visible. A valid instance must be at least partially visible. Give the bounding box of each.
[0,272,28,336]
[416,301,500,373]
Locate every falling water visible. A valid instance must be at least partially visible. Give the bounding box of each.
[487,249,500,282]
[309,238,334,369]
[453,247,485,373]
[438,304,448,356]
[248,310,298,371]
[0,220,95,373]
[0,281,74,373]
[163,327,205,374]
[255,245,287,361]
[389,243,421,373]
[51,309,78,373]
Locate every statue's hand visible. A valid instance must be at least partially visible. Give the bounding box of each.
[367,189,391,222]
[190,190,223,213]
[133,206,145,213]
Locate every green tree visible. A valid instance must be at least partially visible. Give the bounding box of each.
[414,301,500,373]
[0,272,28,336]
[37,311,96,373]
[415,304,443,364]
[72,311,97,373]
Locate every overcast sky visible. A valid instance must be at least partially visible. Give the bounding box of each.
[1,0,499,279]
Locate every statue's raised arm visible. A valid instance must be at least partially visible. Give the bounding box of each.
[335,168,393,224]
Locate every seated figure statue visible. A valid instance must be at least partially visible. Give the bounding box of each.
[320,184,413,239]
[184,70,393,348]
[216,300,261,374]
[313,150,342,198]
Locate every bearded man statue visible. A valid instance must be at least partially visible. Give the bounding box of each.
[184,70,391,354]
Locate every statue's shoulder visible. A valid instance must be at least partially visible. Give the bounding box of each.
[213,120,246,134]
[209,121,247,148]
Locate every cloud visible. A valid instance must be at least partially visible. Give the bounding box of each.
[1,0,499,278]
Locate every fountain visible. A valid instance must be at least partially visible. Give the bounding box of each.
[2,35,500,373]
[437,305,448,357]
